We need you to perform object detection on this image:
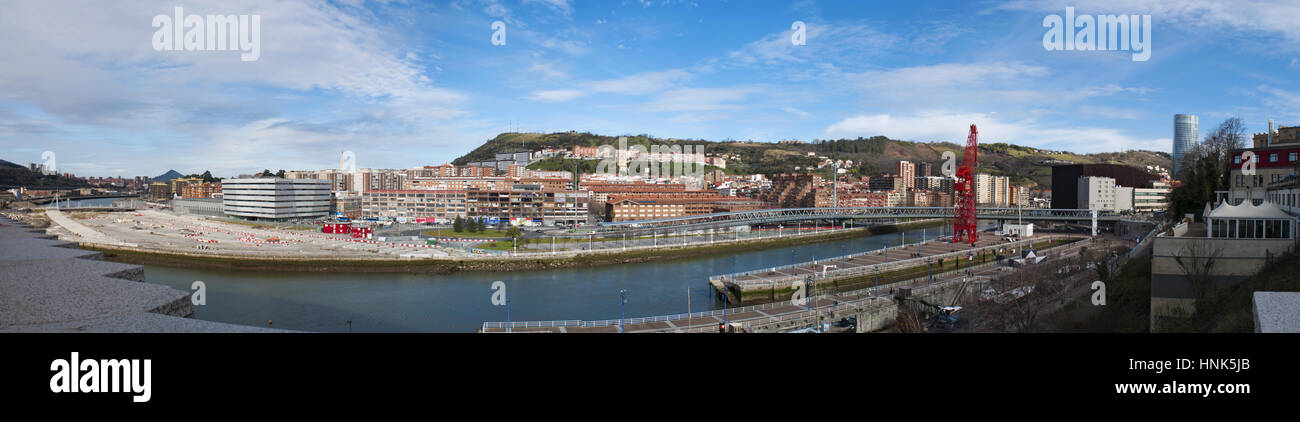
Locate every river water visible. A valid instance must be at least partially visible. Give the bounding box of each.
[49,198,991,332]
[140,223,997,333]
[44,197,125,208]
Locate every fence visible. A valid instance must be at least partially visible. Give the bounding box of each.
[712,235,1066,289]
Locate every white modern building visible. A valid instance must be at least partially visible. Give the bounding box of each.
[1134,181,1172,213]
[222,178,331,220]
[1116,186,1134,212]
[1078,176,1132,211]
[1002,223,1034,238]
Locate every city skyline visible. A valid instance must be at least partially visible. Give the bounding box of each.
[3,0,1299,178]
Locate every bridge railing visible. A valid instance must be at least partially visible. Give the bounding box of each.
[711,236,1063,287]
[599,207,1115,228]
[482,258,1017,332]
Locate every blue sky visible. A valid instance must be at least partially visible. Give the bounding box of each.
[2,0,1298,177]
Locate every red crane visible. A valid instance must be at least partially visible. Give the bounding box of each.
[953,124,979,244]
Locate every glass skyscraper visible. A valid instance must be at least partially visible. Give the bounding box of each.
[1173,114,1198,177]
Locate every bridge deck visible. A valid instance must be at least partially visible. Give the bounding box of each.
[727,236,1012,287]
[598,206,1116,233]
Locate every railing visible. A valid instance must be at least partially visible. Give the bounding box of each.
[599,207,1121,230]
[461,224,860,258]
[711,235,1065,288]
[481,257,1013,332]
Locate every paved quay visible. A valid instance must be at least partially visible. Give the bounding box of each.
[0,215,287,333]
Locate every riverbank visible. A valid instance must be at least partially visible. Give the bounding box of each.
[86,219,945,274]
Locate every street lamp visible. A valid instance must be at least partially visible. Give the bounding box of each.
[619,289,628,333]
[926,258,932,284]
[806,275,815,312]
[874,265,880,297]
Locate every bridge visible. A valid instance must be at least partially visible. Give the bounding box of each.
[38,197,145,211]
[595,206,1117,234]
[29,194,140,205]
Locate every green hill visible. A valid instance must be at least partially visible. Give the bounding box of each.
[452,132,1171,189]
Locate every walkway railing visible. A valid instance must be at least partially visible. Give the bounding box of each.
[599,206,1121,230]
[711,235,1067,288]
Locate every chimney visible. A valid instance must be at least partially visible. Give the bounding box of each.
[1268,119,1275,147]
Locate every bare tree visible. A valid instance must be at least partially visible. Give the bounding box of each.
[895,307,927,333]
[1173,239,1222,302]
[1172,238,1225,330]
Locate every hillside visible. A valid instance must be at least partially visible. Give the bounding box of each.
[153,169,184,182]
[0,157,89,187]
[452,132,1171,189]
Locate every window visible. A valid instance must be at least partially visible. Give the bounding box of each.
[1291,152,1298,162]
[1271,154,1279,162]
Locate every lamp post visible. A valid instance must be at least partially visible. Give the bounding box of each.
[346,320,352,333]
[874,265,880,297]
[927,258,932,284]
[724,255,735,329]
[619,289,628,334]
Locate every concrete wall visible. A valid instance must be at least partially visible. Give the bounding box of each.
[1151,237,1293,277]
[1150,236,1295,331]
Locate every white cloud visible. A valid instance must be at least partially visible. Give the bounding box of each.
[528,89,586,103]
[724,22,899,67]
[1251,85,1300,120]
[837,62,1149,110]
[524,0,573,17]
[641,86,757,112]
[525,69,692,102]
[824,111,1167,153]
[0,0,471,176]
[782,107,812,117]
[998,0,1300,47]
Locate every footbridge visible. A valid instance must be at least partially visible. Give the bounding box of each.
[596,207,1117,233]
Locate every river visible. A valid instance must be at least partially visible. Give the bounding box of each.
[139,221,997,333]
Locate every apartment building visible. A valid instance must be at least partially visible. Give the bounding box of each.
[180,181,222,199]
[605,196,763,222]
[360,190,467,222]
[763,173,830,208]
[896,161,916,190]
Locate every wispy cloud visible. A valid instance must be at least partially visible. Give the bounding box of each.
[824,111,1167,153]
[526,69,692,102]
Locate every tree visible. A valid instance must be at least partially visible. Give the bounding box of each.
[505,226,523,246]
[453,216,464,233]
[466,217,478,232]
[1171,238,1224,330]
[275,169,286,178]
[1169,117,1248,221]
